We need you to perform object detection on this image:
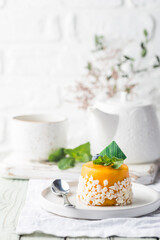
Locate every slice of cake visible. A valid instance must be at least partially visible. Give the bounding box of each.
[77,141,133,206]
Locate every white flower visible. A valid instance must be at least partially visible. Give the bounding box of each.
[103,179,108,186]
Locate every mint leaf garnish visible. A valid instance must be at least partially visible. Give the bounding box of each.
[58,158,75,170]
[48,142,92,170]
[112,159,124,169]
[93,141,126,169]
[100,141,126,160]
[64,142,91,162]
[93,156,124,168]
[48,148,65,162]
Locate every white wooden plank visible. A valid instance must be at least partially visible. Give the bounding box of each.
[20,232,64,240]
[67,238,110,240]
[0,178,28,239]
[0,232,19,240]
[111,237,157,240]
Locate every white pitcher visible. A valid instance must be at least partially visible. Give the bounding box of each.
[89,100,160,164]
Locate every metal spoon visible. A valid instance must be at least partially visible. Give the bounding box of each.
[51,179,75,208]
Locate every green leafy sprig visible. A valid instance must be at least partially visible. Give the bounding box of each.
[71,29,160,109]
[141,29,148,57]
[48,142,92,170]
[93,141,126,169]
[93,155,124,169]
[153,55,160,68]
[94,35,106,51]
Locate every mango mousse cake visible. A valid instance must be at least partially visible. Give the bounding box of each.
[77,141,133,206]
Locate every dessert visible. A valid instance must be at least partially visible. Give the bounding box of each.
[77,141,133,206]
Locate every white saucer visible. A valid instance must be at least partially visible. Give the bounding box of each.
[40,181,160,219]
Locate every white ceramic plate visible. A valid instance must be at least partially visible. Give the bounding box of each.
[40,181,160,219]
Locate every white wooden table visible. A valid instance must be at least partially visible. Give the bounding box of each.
[0,177,158,240]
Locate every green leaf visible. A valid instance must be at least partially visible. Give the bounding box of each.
[94,35,105,51]
[123,55,134,61]
[93,155,124,169]
[65,142,91,158]
[76,153,91,162]
[58,158,75,170]
[93,157,104,165]
[141,48,147,57]
[112,160,124,169]
[93,155,112,166]
[122,74,128,78]
[141,42,147,57]
[48,148,65,162]
[100,141,126,160]
[93,141,126,169]
[74,142,91,155]
[106,75,112,81]
[156,55,160,63]
[86,62,92,71]
[153,64,160,68]
[144,29,148,37]
[64,148,76,158]
[95,35,104,44]
[48,142,92,170]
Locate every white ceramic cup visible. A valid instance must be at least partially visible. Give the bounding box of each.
[11,114,68,161]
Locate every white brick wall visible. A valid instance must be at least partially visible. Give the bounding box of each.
[0,0,160,150]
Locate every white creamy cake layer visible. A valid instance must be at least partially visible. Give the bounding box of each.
[77,175,133,206]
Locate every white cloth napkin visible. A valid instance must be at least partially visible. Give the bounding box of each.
[16,175,160,238]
